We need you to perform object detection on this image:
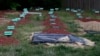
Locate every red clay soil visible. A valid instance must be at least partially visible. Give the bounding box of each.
[42,14,70,34]
[42,28,70,34]
[17,18,30,25]
[0,11,5,15]
[0,37,19,45]
[78,19,100,22]
[25,14,32,18]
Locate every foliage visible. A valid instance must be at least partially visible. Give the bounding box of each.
[0,0,61,10]
[10,3,20,10]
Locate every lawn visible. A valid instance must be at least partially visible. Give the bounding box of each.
[0,10,100,56]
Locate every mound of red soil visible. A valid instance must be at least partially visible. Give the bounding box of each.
[0,37,19,45]
[78,19,100,22]
[42,14,70,34]
[42,27,70,34]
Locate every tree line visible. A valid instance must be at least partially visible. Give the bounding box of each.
[0,0,99,10]
[0,0,61,10]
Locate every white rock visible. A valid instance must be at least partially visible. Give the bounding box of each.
[58,36,70,42]
[66,8,70,11]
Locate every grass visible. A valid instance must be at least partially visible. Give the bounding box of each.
[0,10,100,56]
[5,14,19,19]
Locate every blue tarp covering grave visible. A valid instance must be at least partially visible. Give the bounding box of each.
[31,32,85,45]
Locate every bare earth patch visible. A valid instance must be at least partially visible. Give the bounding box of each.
[75,20,100,31]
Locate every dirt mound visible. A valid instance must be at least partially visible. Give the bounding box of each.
[43,28,70,34]
[75,20,100,31]
[78,19,100,22]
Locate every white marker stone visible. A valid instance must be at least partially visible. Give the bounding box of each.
[4,31,13,36]
[78,16,83,19]
[71,9,74,12]
[94,11,100,13]
[71,9,77,13]
[66,8,70,11]
[48,11,54,15]
[76,13,81,16]
[50,9,54,11]
[77,9,81,11]
[7,26,15,30]
[23,8,29,14]
[40,8,44,10]
[55,8,59,11]
[35,8,40,11]
[20,13,25,18]
[28,12,42,17]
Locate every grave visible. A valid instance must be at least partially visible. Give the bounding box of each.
[20,13,25,18]
[66,8,70,11]
[28,12,42,17]
[50,9,54,11]
[71,9,74,12]
[12,18,21,24]
[77,15,83,19]
[94,11,100,14]
[48,11,54,15]
[35,8,40,11]
[7,26,15,30]
[23,8,29,14]
[4,31,13,37]
[15,18,21,21]
[39,8,44,10]
[12,18,20,22]
[77,9,81,11]
[73,10,78,13]
[12,19,18,22]
[55,8,59,11]
[76,13,81,16]
[50,15,56,19]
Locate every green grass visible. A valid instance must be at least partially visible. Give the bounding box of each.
[0,11,100,56]
[0,44,100,56]
[5,14,19,19]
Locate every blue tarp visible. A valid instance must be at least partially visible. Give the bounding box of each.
[68,35,85,44]
[31,33,85,45]
[32,33,67,43]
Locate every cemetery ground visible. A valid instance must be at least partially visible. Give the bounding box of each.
[0,10,100,56]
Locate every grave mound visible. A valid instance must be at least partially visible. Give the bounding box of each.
[78,19,100,22]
